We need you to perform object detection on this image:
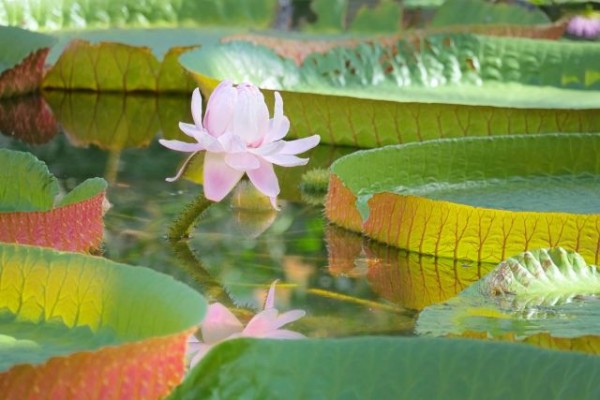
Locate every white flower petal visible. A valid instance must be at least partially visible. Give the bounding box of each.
[274,309,306,329]
[266,116,290,144]
[249,141,285,157]
[178,122,198,138]
[191,88,204,128]
[178,123,220,149]
[246,159,280,198]
[224,152,260,171]
[204,80,236,137]
[260,329,305,339]
[279,135,321,155]
[201,303,244,344]
[203,152,245,202]
[218,131,246,153]
[243,309,279,336]
[264,280,279,310]
[263,154,309,167]
[270,196,279,210]
[159,138,204,153]
[232,83,269,146]
[265,92,290,143]
[165,152,198,182]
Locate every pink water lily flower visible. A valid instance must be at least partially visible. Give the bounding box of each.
[187,280,306,367]
[567,14,600,38]
[159,81,320,209]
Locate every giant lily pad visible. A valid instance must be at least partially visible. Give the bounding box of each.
[222,16,567,67]
[0,243,205,399]
[171,337,600,399]
[416,248,600,339]
[0,149,107,252]
[180,34,600,147]
[43,40,197,92]
[0,26,56,98]
[325,133,600,264]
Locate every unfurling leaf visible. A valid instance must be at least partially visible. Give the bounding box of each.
[416,248,600,339]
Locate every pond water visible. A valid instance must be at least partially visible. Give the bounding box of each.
[3,92,488,338]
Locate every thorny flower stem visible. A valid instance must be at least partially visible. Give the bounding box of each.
[167,192,213,240]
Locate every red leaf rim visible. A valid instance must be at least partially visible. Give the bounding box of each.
[0,328,193,400]
[0,48,50,99]
[0,192,105,253]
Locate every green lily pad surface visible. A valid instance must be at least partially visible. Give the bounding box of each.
[325,133,600,264]
[0,243,205,398]
[181,34,600,147]
[171,337,600,399]
[0,149,105,212]
[416,248,600,339]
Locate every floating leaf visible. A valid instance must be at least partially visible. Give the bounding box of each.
[222,17,566,66]
[0,26,56,98]
[43,91,190,150]
[43,40,196,92]
[417,248,600,339]
[0,243,205,400]
[0,95,59,145]
[170,337,600,399]
[0,0,277,30]
[0,149,107,252]
[326,133,600,264]
[180,34,600,147]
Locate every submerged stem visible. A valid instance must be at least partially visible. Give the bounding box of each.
[169,239,237,308]
[168,192,213,240]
